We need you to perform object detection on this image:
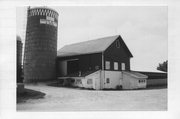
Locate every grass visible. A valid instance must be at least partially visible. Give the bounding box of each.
[17,88,46,103]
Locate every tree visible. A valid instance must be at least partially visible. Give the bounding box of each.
[157,60,168,72]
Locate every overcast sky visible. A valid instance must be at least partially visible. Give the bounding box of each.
[16,6,167,72]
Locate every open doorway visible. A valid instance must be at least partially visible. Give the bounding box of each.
[67,59,79,75]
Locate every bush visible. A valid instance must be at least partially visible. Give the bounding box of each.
[58,79,64,84]
[64,78,75,87]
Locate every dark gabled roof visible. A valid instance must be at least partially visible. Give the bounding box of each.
[57,35,133,57]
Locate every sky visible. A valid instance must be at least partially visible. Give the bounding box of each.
[16,6,167,72]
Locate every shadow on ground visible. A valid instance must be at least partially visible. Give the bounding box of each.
[17,88,46,103]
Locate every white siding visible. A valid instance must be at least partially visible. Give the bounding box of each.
[103,71,122,89]
[73,78,84,88]
[137,79,146,88]
[60,70,147,90]
[122,72,146,89]
[70,71,101,90]
[85,70,101,90]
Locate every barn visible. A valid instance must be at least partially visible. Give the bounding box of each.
[56,35,148,90]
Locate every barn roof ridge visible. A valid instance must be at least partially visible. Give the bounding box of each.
[57,35,132,57]
[64,35,119,47]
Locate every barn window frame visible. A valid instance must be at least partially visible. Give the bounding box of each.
[106,78,110,83]
[114,62,118,70]
[105,61,110,70]
[121,63,125,70]
[87,79,93,85]
[139,80,145,83]
[76,79,82,84]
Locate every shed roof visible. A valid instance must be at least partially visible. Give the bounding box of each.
[123,71,148,79]
[57,35,133,57]
[133,71,167,79]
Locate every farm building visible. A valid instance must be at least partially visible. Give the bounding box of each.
[135,71,167,87]
[57,35,148,90]
[20,6,167,90]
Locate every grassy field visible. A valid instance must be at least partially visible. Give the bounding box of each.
[17,84,167,111]
[17,88,45,103]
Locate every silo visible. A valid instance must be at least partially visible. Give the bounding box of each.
[17,35,23,83]
[24,7,59,82]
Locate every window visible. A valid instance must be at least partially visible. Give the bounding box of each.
[106,78,110,83]
[105,61,110,70]
[76,79,82,84]
[114,62,118,70]
[139,80,145,83]
[116,40,120,48]
[87,79,93,84]
[121,63,125,70]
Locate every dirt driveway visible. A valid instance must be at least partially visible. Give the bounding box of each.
[17,84,167,111]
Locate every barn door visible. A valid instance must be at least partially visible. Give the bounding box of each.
[67,60,79,75]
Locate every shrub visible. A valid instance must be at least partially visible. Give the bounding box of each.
[64,78,75,87]
[58,79,64,84]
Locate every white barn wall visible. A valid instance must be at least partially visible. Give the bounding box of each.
[60,70,148,90]
[100,70,105,89]
[70,71,101,90]
[137,78,146,88]
[122,74,133,89]
[104,71,122,89]
[73,77,84,88]
[122,73,146,89]
[85,71,101,89]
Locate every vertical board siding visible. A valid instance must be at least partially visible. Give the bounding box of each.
[104,37,131,71]
[57,53,102,76]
